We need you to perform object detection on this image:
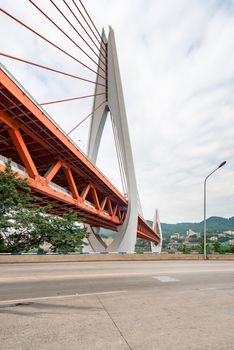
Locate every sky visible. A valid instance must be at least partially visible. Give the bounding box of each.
[0,0,234,223]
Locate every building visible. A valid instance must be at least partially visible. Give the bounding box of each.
[186,229,200,238]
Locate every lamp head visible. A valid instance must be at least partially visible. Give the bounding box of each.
[218,161,226,168]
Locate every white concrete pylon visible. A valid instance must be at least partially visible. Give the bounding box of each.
[151,209,163,253]
[86,27,138,253]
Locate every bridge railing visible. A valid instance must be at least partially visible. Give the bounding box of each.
[0,154,28,176]
[0,63,126,202]
[0,154,75,198]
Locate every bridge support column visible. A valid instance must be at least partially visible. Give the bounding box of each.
[85,28,138,253]
[151,209,163,253]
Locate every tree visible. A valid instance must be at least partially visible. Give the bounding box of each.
[199,239,212,254]
[135,239,150,253]
[213,241,222,253]
[45,212,87,252]
[0,161,87,253]
[181,245,190,254]
[0,160,31,234]
[0,234,7,253]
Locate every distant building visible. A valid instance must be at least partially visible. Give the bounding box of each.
[170,233,180,240]
[168,241,182,250]
[186,229,200,238]
[210,236,218,242]
[218,233,226,238]
[224,231,234,236]
[183,241,200,248]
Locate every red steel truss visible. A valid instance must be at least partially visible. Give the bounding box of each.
[0,65,160,244]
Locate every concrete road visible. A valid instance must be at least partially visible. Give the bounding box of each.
[0,261,234,350]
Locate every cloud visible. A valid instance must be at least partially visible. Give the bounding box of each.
[1,0,234,223]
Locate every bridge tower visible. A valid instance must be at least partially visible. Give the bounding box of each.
[85,27,138,253]
[151,209,163,253]
[0,3,161,253]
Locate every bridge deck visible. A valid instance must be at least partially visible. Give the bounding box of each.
[0,64,159,243]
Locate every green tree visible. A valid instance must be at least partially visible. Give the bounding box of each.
[135,239,150,253]
[0,234,7,253]
[43,212,87,252]
[0,160,31,234]
[0,161,87,253]
[213,241,222,253]
[181,245,190,254]
[199,239,204,253]
[199,239,212,254]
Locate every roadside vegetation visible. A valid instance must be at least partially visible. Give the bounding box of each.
[136,238,234,254]
[177,240,234,254]
[0,161,87,253]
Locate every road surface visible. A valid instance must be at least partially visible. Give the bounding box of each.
[0,260,234,349]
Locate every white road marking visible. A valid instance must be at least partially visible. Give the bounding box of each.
[154,276,179,282]
[0,290,128,305]
[199,287,217,291]
[198,286,234,291]
[77,290,128,297]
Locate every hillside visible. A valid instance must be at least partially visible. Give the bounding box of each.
[148,216,234,238]
[101,216,234,239]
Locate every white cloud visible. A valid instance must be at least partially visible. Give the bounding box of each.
[1,0,234,223]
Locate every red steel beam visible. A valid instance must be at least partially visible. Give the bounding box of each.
[0,66,160,243]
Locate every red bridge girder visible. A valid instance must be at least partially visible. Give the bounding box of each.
[0,65,160,244]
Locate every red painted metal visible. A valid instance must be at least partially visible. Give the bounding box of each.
[67,100,107,135]
[78,0,106,47]
[71,0,106,53]
[0,66,160,243]
[61,0,106,63]
[0,8,105,80]
[0,52,105,87]
[29,0,106,72]
[40,93,106,106]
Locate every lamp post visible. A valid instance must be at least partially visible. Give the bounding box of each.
[203,161,226,260]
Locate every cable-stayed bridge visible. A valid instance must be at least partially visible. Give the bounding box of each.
[0,1,162,252]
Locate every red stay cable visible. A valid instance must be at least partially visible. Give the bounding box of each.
[0,52,105,87]
[0,7,105,80]
[78,0,105,46]
[62,0,106,63]
[71,0,106,53]
[28,0,106,74]
[40,92,106,106]
[110,114,126,196]
[49,0,106,68]
[67,100,106,135]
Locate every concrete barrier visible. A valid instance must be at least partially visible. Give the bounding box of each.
[0,253,233,264]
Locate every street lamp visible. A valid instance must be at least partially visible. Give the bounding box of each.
[203,161,226,260]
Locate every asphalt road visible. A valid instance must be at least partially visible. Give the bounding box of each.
[0,260,234,350]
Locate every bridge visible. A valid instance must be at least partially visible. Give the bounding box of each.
[0,1,161,252]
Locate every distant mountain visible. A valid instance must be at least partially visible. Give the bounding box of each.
[147,216,234,238]
[100,216,234,239]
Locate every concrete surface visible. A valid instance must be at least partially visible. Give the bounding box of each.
[1,253,234,264]
[0,261,234,349]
